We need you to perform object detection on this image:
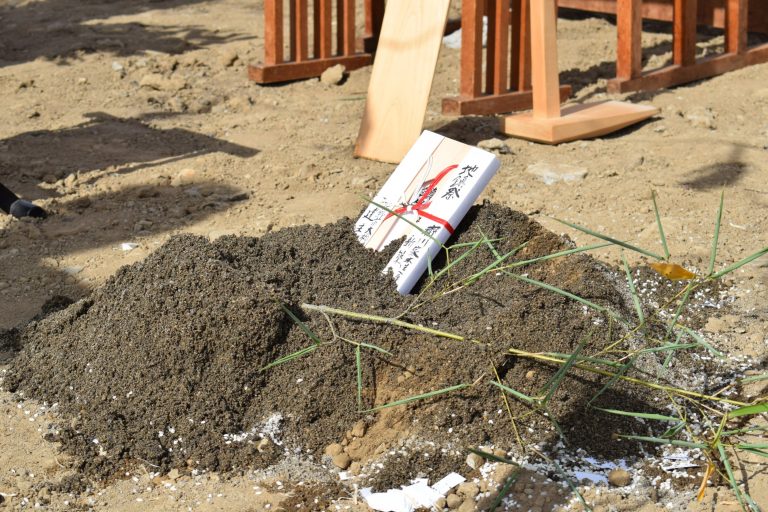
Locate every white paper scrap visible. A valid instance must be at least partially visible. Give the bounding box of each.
[431,472,465,495]
[360,487,413,512]
[360,473,467,512]
[120,242,139,251]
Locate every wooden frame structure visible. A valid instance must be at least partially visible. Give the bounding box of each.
[442,0,572,115]
[604,0,768,93]
[248,0,382,84]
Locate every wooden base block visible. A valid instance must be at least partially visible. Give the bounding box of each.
[501,100,659,144]
[441,85,572,116]
[248,54,372,84]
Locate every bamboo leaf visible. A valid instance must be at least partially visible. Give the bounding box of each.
[260,345,318,372]
[279,303,324,344]
[489,472,519,511]
[541,334,590,406]
[554,218,664,260]
[619,434,707,449]
[652,191,671,261]
[622,253,645,325]
[363,383,470,412]
[595,407,682,423]
[727,402,768,420]
[358,341,393,356]
[467,447,517,466]
[490,380,539,405]
[717,443,753,512]
[708,191,724,276]
[711,246,768,279]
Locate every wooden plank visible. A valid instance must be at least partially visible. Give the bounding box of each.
[510,0,532,90]
[608,42,768,92]
[726,0,748,54]
[491,0,511,94]
[485,0,497,94]
[338,0,356,56]
[313,0,333,59]
[363,0,386,52]
[264,0,284,65]
[673,0,698,66]
[460,0,484,97]
[616,0,642,80]
[354,0,451,163]
[442,85,571,115]
[248,54,372,83]
[290,0,310,62]
[530,0,561,119]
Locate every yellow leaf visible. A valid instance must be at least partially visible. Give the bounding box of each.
[697,463,715,502]
[649,262,697,281]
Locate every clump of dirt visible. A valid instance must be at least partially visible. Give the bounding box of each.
[5,203,666,481]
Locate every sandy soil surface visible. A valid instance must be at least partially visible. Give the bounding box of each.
[1,0,766,510]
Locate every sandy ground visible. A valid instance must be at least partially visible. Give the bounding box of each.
[0,0,766,510]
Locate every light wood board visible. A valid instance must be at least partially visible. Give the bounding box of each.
[354,0,450,164]
[502,0,658,144]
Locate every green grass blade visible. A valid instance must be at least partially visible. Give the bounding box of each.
[541,334,590,406]
[708,191,725,276]
[467,447,517,466]
[462,242,528,285]
[660,422,686,440]
[355,345,363,411]
[431,237,486,282]
[595,407,682,423]
[363,383,470,412]
[502,243,613,270]
[652,191,671,261]
[357,341,393,356]
[508,273,618,319]
[741,448,768,459]
[490,380,539,405]
[554,218,664,260]
[711,246,768,279]
[586,356,636,407]
[449,238,504,250]
[549,458,592,512]
[543,353,622,368]
[641,342,698,355]
[717,442,751,512]
[727,402,768,420]
[677,325,724,359]
[665,283,695,341]
[663,329,687,368]
[736,443,768,450]
[489,472,519,511]
[619,434,707,449]
[279,303,324,344]
[260,345,318,371]
[741,373,768,384]
[622,253,645,325]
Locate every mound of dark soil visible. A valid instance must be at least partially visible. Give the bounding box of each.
[4,203,663,481]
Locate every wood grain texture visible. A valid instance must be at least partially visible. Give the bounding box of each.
[460,0,484,97]
[502,100,658,144]
[673,0,698,66]
[354,0,451,163]
[264,0,283,65]
[616,0,642,80]
[510,0,532,90]
[290,0,309,62]
[726,0,748,54]
[313,0,332,59]
[442,85,571,115]
[530,0,561,119]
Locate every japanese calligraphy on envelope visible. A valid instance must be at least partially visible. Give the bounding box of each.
[354,131,500,294]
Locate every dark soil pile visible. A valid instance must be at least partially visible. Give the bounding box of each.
[5,203,664,481]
